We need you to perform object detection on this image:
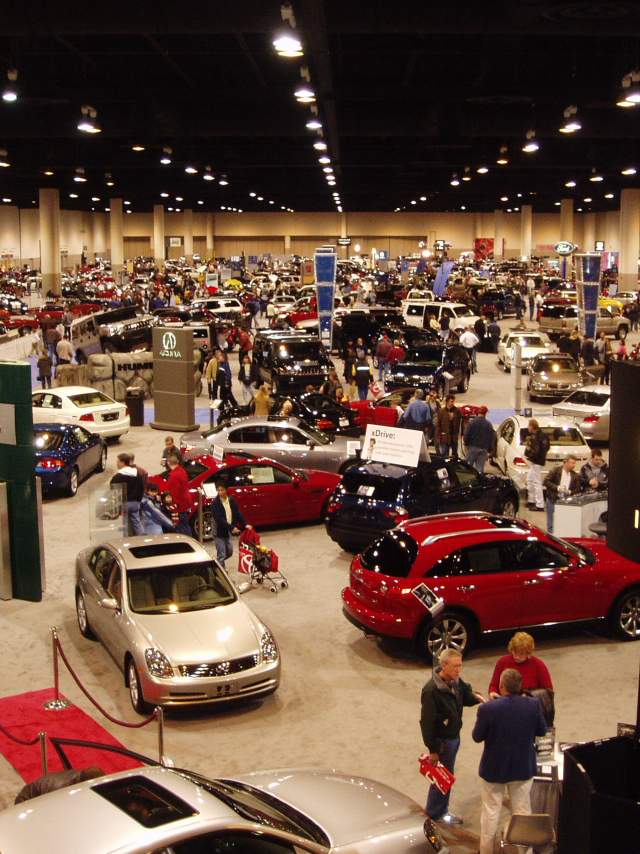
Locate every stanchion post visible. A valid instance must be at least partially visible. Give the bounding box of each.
[156,706,165,765]
[44,626,70,711]
[197,490,204,544]
[39,731,48,775]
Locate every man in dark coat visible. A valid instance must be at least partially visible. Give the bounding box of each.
[211,483,251,568]
[436,394,461,457]
[463,406,496,473]
[543,455,583,533]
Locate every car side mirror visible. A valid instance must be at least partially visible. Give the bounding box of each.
[99,597,119,611]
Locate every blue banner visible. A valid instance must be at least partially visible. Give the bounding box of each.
[314,248,337,349]
[578,282,600,339]
[433,261,455,297]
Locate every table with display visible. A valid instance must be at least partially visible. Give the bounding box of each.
[551,490,608,539]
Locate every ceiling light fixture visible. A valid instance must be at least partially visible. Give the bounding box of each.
[477,166,489,174]
[318,156,330,164]
[124,200,131,205]
[68,193,78,199]
[160,145,172,165]
[460,205,467,210]
[617,70,640,107]
[554,201,561,206]
[313,141,327,151]
[197,200,204,205]
[0,149,10,168]
[306,119,322,130]
[583,197,593,202]
[559,105,581,134]
[203,166,215,181]
[105,172,114,186]
[185,165,198,174]
[605,193,614,199]
[323,166,334,173]
[622,166,637,175]
[160,192,169,198]
[589,168,604,182]
[496,145,509,165]
[131,144,145,152]
[43,170,54,176]
[91,196,100,202]
[257,195,264,201]
[273,20,303,58]
[73,167,87,183]
[218,176,229,186]
[462,166,472,182]
[77,104,101,134]
[294,87,316,103]
[522,129,539,153]
[450,173,460,186]
[564,180,577,188]
[175,196,183,202]
[2,68,18,103]
[167,206,174,211]
[420,195,427,201]
[500,196,509,202]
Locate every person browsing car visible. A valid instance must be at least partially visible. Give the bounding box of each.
[211,483,252,569]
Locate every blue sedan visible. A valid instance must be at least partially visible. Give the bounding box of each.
[34,423,107,496]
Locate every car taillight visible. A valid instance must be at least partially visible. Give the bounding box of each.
[326,499,343,514]
[513,456,529,467]
[79,413,94,422]
[583,415,600,423]
[39,458,65,470]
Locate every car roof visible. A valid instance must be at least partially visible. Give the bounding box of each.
[226,415,307,429]
[101,534,211,569]
[399,511,534,543]
[509,414,584,429]
[33,422,73,433]
[35,385,108,397]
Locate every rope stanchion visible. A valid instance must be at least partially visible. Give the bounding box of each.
[0,721,41,747]
[44,627,70,711]
[53,635,157,729]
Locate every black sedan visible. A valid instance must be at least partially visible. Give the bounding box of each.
[325,456,519,552]
[384,343,471,395]
[271,391,360,436]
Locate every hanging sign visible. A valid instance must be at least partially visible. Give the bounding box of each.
[554,241,577,256]
[314,247,336,349]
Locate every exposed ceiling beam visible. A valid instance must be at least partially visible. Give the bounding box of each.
[143,34,196,89]
[234,32,267,88]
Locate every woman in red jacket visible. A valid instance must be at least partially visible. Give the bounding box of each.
[488,632,553,700]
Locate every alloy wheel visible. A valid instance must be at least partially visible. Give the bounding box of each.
[618,594,640,638]
[68,468,79,496]
[128,661,141,710]
[426,617,469,657]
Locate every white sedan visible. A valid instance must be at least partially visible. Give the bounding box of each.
[494,414,591,490]
[32,386,130,439]
[497,330,553,372]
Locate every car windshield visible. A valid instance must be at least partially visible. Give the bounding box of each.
[342,470,402,501]
[33,430,63,450]
[203,423,227,439]
[533,357,576,372]
[182,774,329,847]
[394,362,438,375]
[509,336,545,347]
[563,390,610,407]
[298,420,331,445]
[404,347,443,366]
[453,306,475,316]
[519,426,586,446]
[69,391,114,407]
[546,533,596,565]
[360,529,418,577]
[275,342,321,361]
[127,561,236,614]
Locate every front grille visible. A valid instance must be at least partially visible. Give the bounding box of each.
[179,653,259,678]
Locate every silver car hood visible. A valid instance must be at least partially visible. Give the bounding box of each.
[132,600,262,665]
[229,768,424,846]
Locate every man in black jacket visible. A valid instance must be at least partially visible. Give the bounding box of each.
[524,419,549,511]
[544,455,583,533]
[463,406,496,473]
[211,483,251,568]
[420,649,485,825]
[110,452,144,535]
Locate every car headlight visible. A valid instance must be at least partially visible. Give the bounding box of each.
[144,648,174,678]
[260,628,279,663]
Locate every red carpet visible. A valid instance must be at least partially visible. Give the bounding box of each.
[0,688,144,783]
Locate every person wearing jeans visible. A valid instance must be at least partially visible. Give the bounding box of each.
[420,649,484,825]
[210,483,252,569]
[524,419,549,511]
[543,456,583,533]
[472,668,547,854]
[110,452,144,536]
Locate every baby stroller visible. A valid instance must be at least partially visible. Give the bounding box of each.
[238,528,288,593]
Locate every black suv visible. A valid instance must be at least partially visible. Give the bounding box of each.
[253,330,333,392]
[270,391,360,436]
[325,457,519,552]
[384,343,471,395]
[334,307,405,352]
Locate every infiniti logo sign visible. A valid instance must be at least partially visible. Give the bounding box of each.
[159,330,182,358]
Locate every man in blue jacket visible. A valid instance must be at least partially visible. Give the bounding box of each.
[472,668,547,854]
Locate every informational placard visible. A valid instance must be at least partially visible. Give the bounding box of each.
[220,267,232,282]
[0,403,16,446]
[314,246,337,350]
[595,240,605,252]
[205,272,219,287]
[362,423,429,468]
[169,237,182,248]
[411,582,444,617]
[338,237,351,246]
[554,241,577,256]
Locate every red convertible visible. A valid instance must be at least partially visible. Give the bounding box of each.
[149,453,341,538]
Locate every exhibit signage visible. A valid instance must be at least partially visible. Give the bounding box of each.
[411,582,445,617]
[314,246,337,349]
[434,239,447,251]
[363,423,429,468]
[595,240,605,252]
[554,241,577,256]
[169,236,182,247]
[151,327,197,432]
[338,237,351,246]
[159,330,182,359]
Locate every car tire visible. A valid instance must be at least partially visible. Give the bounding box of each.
[496,494,518,518]
[336,540,358,554]
[126,658,152,715]
[96,446,107,472]
[610,588,640,641]
[418,612,475,662]
[67,466,79,497]
[75,590,96,640]
[457,372,470,393]
[192,510,214,541]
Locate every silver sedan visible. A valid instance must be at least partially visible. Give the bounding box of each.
[0,764,445,854]
[181,416,361,474]
[552,384,611,442]
[75,534,280,713]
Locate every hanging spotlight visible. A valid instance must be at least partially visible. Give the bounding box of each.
[522,130,539,153]
[450,173,460,187]
[294,87,316,103]
[249,192,256,197]
[496,146,509,165]
[273,20,303,58]
[313,141,327,151]
[323,166,334,173]
[605,193,615,199]
[175,196,183,202]
[218,176,229,186]
[0,149,10,168]
[583,197,593,203]
[589,168,604,182]
[564,180,577,188]
[202,166,215,181]
[318,156,331,164]
[160,192,169,198]
[131,144,145,152]
[500,196,509,202]
[617,71,640,107]
[559,105,581,134]
[68,193,78,199]
[621,166,637,176]
[306,119,322,130]
[160,146,172,165]
[2,69,18,103]
[462,166,472,182]
[77,104,102,134]
[185,165,198,174]
[105,172,115,187]
[477,165,489,174]
[73,167,87,183]
[43,170,54,176]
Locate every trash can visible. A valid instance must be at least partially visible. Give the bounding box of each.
[125,387,145,427]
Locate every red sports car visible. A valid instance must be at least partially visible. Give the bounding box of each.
[149,453,340,538]
[342,512,640,661]
[349,390,483,432]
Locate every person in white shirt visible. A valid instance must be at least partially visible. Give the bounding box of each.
[543,456,583,533]
[459,327,480,373]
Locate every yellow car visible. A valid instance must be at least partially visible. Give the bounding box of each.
[599,295,625,311]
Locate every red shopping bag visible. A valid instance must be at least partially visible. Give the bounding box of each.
[418,754,456,795]
[238,528,260,574]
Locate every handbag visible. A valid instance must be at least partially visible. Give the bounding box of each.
[418,754,456,795]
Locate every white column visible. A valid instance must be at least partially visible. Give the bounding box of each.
[206,213,214,258]
[183,208,193,262]
[109,198,124,276]
[494,209,504,258]
[39,188,61,295]
[605,210,619,252]
[520,204,533,260]
[340,212,348,259]
[560,198,574,243]
[583,212,596,252]
[284,234,291,253]
[619,188,640,290]
[153,204,165,266]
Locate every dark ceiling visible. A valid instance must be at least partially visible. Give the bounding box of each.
[0,0,639,213]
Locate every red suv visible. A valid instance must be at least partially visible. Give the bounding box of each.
[342,512,640,661]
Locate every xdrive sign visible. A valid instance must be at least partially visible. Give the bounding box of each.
[159,331,182,358]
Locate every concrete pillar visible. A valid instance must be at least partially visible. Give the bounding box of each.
[520,205,533,260]
[92,213,108,257]
[583,212,596,252]
[109,198,124,277]
[605,210,619,252]
[39,188,61,296]
[494,209,505,259]
[340,212,348,259]
[473,213,483,239]
[153,204,165,266]
[560,198,574,243]
[619,188,640,290]
[206,214,214,258]
[284,234,291,253]
[183,208,193,262]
